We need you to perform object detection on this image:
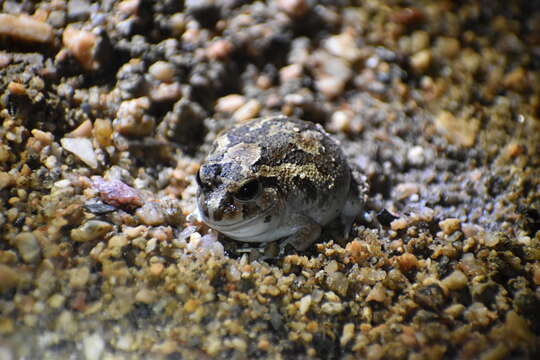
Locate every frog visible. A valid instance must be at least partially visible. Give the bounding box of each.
[196,115,367,251]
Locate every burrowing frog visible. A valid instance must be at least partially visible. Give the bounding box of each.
[196,115,366,250]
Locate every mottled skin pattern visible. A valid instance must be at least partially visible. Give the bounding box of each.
[196,115,365,250]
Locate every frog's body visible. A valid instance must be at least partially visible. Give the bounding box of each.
[196,115,366,250]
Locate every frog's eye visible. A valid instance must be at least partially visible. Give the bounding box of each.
[234,179,261,201]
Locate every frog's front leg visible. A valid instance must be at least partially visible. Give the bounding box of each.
[280,214,322,251]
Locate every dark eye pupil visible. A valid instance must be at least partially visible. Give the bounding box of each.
[235,179,260,201]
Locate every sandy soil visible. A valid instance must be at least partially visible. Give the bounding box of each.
[0,0,539,359]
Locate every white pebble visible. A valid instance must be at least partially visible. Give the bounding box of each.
[61,137,98,169]
[407,145,425,165]
[83,333,105,360]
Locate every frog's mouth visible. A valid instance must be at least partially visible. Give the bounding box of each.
[200,204,277,241]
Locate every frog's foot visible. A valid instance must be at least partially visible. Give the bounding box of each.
[279,215,322,252]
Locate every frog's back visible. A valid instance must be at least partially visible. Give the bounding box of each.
[221,116,351,220]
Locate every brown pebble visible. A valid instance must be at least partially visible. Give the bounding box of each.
[94,119,113,147]
[0,172,14,190]
[206,39,233,60]
[257,338,271,351]
[149,61,175,83]
[62,26,98,71]
[366,284,386,303]
[0,14,54,43]
[280,63,303,82]
[439,218,461,235]
[390,218,408,231]
[0,264,20,293]
[503,67,527,92]
[394,253,418,271]
[135,288,157,304]
[394,182,419,200]
[410,49,432,73]
[7,81,26,95]
[464,302,496,326]
[14,232,41,264]
[504,142,525,159]
[215,94,246,113]
[184,299,200,312]
[391,7,424,25]
[31,129,54,145]
[232,99,261,122]
[150,83,182,102]
[345,240,369,263]
[441,270,468,291]
[435,111,479,148]
[277,0,309,17]
[67,119,93,138]
[150,263,164,276]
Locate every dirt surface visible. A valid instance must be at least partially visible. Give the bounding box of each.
[1,0,539,359]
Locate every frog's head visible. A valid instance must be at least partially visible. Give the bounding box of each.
[196,159,284,243]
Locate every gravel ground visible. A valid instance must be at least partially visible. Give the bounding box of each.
[1,0,539,359]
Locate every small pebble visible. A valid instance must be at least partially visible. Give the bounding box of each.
[324,32,361,62]
[441,270,468,291]
[92,177,143,208]
[69,267,90,288]
[366,284,386,303]
[321,301,344,315]
[0,172,14,190]
[93,118,113,147]
[62,25,98,71]
[150,82,182,102]
[439,218,461,235]
[390,218,408,231]
[149,61,175,83]
[316,76,346,99]
[410,49,432,73]
[136,202,166,226]
[407,145,425,166]
[66,119,93,138]
[464,302,495,327]
[14,232,41,264]
[215,94,246,113]
[0,264,20,292]
[61,137,98,169]
[232,99,261,122]
[280,63,303,83]
[83,333,105,360]
[435,111,479,148]
[340,323,355,346]
[394,183,419,200]
[0,14,54,43]
[395,253,418,271]
[114,97,154,136]
[71,220,113,242]
[410,31,430,53]
[277,0,309,17]
[299,295,312,315]
[206,39,233,59]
